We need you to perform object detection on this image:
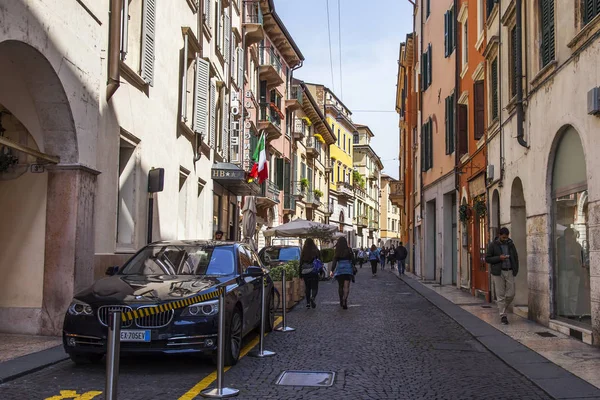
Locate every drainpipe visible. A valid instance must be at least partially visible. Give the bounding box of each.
[499,0,504,182]
[453,0,459,288]
[106,0,123,101]
[515,0,527,148]
[418,0,424,279]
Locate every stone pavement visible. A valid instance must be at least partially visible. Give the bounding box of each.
[0,334,62,363]
[0,268,595,399]
[397,269,600,390]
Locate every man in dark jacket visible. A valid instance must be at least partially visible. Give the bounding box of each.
[485,227,519,325]
[395,242,408,275]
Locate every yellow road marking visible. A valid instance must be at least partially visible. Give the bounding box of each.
[44,390,102,400]
[178,316,283,400]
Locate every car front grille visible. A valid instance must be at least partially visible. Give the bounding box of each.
[135,306,174,328]
[98,305,134,328]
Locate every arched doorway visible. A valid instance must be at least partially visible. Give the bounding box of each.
[0,40,94,335]
[459,197,470,288]
[511,178,528,308]
[491,190,500,239]
[551,126,590,326]
[339,211,344,232]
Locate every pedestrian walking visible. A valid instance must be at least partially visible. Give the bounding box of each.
[485,227,519,325]
[299,238,322,309]
[329,237,355,309]
[368,244,380,277]
[380,247,387,270]
[388,245,397,269]
[358,248,365,268]
[395,242,408,275]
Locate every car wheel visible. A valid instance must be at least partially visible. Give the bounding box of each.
[69,353,103,365]
[224,308,243,366]
[265,291,275,332]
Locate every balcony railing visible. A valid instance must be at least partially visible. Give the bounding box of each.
[369,220,379,231]
[305,191,321,207]
[290,85,303,103]
[306,137,321,158]
[261,179,280,203]
[283,193,295,211]
[259,46,282,75]
[246,6,263,24]
[258,103,282,141]
[355,215,368,227]
[292,118,304,141]
[336,181,354,198]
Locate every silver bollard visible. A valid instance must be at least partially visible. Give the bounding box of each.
[249,275,276,358]
[105,311,121,400]
[201,289,239,399]
[275,269,295,332]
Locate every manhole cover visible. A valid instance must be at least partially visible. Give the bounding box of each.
[536,331,557,338]
[276,371,335,387]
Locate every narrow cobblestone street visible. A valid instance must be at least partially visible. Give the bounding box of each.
[0,269,555,400]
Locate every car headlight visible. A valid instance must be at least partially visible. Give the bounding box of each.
[181,300,219,317]
[68,299,93,316]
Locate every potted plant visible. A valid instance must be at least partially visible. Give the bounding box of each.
[270,265,293,311]
[314,189,323,200]
[300,178,309,192]
[458,204,472,225]
[473,198,487,218]
[284,261,302,304]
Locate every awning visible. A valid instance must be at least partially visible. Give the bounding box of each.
[211,162,261,196]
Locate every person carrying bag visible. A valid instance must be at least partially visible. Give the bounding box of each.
[299,238,322,309]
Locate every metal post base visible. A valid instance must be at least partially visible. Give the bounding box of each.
[200,387,240,398]
[275,326,296,332]
[248,349,276,358]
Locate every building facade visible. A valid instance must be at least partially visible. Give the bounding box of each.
[353,125,383,248]
[380,175,402,248]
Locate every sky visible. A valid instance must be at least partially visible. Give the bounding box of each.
[275,0,414,180]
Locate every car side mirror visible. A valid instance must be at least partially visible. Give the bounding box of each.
[105,266,119,276]
[245,266,264,278]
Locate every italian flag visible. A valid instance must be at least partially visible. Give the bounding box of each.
[249,132,268,184]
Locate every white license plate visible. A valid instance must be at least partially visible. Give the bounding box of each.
[120,330,151,342]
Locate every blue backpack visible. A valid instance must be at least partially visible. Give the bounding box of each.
[312,258,324,274]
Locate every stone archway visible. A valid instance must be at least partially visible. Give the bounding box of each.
[511,178,528,307]
[0,41,97,335]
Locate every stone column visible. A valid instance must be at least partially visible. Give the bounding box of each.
[40,165,98,336]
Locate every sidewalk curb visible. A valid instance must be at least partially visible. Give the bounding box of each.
[0,345,68,384]
[397,273,600,400]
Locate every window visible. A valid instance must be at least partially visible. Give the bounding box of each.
[474,80,485,140]
[120,0,156,86]
[510,25,518,98]
[445,93,455,154]
[486,0,496,17]
[276,158,284,189]
[490,57,499,121]
[421,44,432,90]
[462,20,468,69]
[583,0,600,25]
[209,80,217,148]
[539,0,555,68]
[117,135,139,250]
[478,0,484,35]
[337,128,340,145]
[204,0,212,29]
[421,118,433,171]
[353,133,359,144]
[348,138,351,153]
[458,104,468,156]
[444,7,455,57]
[343,133,346,151]
[337,164,340,182]
[426,0,431,18]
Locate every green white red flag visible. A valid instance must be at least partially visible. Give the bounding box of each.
[249,131,268,184]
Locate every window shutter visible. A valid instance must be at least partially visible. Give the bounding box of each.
[450,7,455,51]
[474,80,485,140]
[222,94,229,161]
[449,94,455,154]
[120,0,129,60]
[458,104,468,156]
[584,0,599,25]
[444,12,449,57]
[210,81,217,148]
[445,96,450,154]
[237,47,244,88]
[193,57,210,136]
[510,26,517,98]
[216,0,221,50]
[428,119,433,169]
[205,0,212,28]
[421,122,427,171]
[421,53,425,91]
[224,10,231,62]
[140,0,156,86]
[276,158,284,189]
[491,58,499,120]
[284,161,291,194]
[540,0,555,67]
[427,44,432,88]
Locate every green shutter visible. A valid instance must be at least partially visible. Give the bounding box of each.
[444,12,449,57]
[421,123,426,172]
[450,94,455,154]
[584,0,600,25]
[474,80,485,140]
[540,0,555,67]
[491,58,499,120]
[276,158,284,189]
[428,119,433,169]
[445,96,450,154]
[427,44,433,88]
[284,161,291,194]
[510,26,517,98]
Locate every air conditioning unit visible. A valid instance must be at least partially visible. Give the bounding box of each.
[588,87,600,115]
[487,164,494,182]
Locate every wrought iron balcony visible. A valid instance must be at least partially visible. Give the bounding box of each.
[293,182,305,201]
[258,46,284,87]
[283,193,295,215]
[256,179,280,208]
[292,118,305,141]
[306,137,321,159]
[304,191,322,209]
[244,6,264,46]
[286,85,303,112]
[258,103,282,141]
[369,220,379,231]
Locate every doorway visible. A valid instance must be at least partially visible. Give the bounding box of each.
[511,178,528,307]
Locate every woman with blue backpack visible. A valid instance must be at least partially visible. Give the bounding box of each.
[299,238,322,309]
[329,237,356,309]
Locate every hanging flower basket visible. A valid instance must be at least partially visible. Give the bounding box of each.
[313,133,325,144]
[458,204,471,225]
[473,198,487,217]
[269,102,285,120]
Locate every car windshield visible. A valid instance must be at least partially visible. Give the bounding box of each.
[119,245,236,276]
[264,247,300,262]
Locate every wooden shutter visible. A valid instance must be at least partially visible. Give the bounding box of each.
[193,57,210,136]
[445,96,450,154]
[210,81,217,148]
[449,7,454,51]
[427,44,432,88]
[540,0,555,67]
[491,58,498,120]
[224,10,231,62]
[140,0,156,85]
[204,0,212,28]
[444,11,449,57]
[449,94,455,154]
[421,53,425,91]
[222,93,229,160]
[474,80,485,140]
[120,0,129,60]
[427,119,433,169]
[421,123,426,172]
[584,0,600,25]
[458,104,468,156]
[510,26,517,98]
[276,158,284,189]
[216,0,221,51]
[284,161,291,194]
[238,47,244,87]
